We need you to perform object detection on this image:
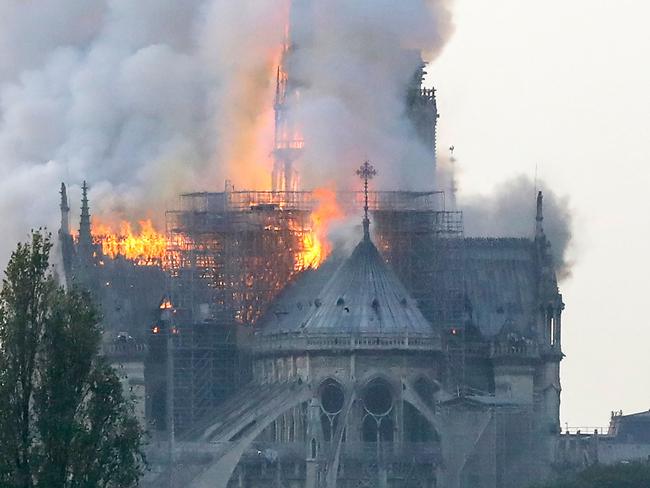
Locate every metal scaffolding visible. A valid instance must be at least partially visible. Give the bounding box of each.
[158,189,468,433]
[166,192,316,326]
[372,207,466,390]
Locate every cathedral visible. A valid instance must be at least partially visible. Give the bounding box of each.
[138,173,565,488]
[55,2,650,486]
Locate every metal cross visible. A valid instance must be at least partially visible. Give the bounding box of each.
[356,161,377,240]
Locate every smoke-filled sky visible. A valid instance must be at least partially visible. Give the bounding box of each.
[429,0,650,426]
[0,0,646,426]
[0,0,453,255]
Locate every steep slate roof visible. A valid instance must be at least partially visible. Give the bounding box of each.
[261,237,541,340]
[260,257,339,335]
[462,238,538,338]
[261,238,435,338]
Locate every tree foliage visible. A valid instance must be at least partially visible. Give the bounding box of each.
[534,462,650,488]
[0,231,145,488]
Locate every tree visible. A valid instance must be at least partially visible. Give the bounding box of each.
[533,462,650,488]
[0,231,145,488]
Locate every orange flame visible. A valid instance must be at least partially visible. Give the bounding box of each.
[296,188,344,270]
[219,3,291,190]
[92,219,166,266]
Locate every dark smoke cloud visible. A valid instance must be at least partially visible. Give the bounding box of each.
[461,175,574,279]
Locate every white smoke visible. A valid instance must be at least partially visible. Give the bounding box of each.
[0,0,453,265]
[461,175,574,279]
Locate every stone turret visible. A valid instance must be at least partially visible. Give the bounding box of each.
[78,181,92,254]
[532,192,565,475]
[490,338,538,405]
[59,182,70,236]
[534,191,564,352]
[58,182,74,287]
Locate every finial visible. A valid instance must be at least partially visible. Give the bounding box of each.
[356,161,377,241]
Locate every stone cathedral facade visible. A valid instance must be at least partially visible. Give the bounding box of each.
[153,191,565,488]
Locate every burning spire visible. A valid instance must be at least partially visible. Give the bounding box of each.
[295,188,344,270]
[272,58,303,192]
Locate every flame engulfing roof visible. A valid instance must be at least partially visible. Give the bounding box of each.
[261,236,437,340]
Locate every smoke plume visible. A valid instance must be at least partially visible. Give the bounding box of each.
[0,0,453,266]
[461,176,574,279]
[287,0,454,190]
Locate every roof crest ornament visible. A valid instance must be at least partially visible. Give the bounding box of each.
[356,160,377,241]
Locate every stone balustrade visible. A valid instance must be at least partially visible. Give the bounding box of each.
[252,332,440,354]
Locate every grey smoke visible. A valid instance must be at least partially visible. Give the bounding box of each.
[287,0,454,190]
[461,175,574,279]
[0,0,453,266]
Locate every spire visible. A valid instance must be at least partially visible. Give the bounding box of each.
[59,182,70,235]
[275,65,281,104]
[79,181,92,249]
[535,191,544,239]
[356,161,377,241]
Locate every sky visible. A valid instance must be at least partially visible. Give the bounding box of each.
[428,0,650,427]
